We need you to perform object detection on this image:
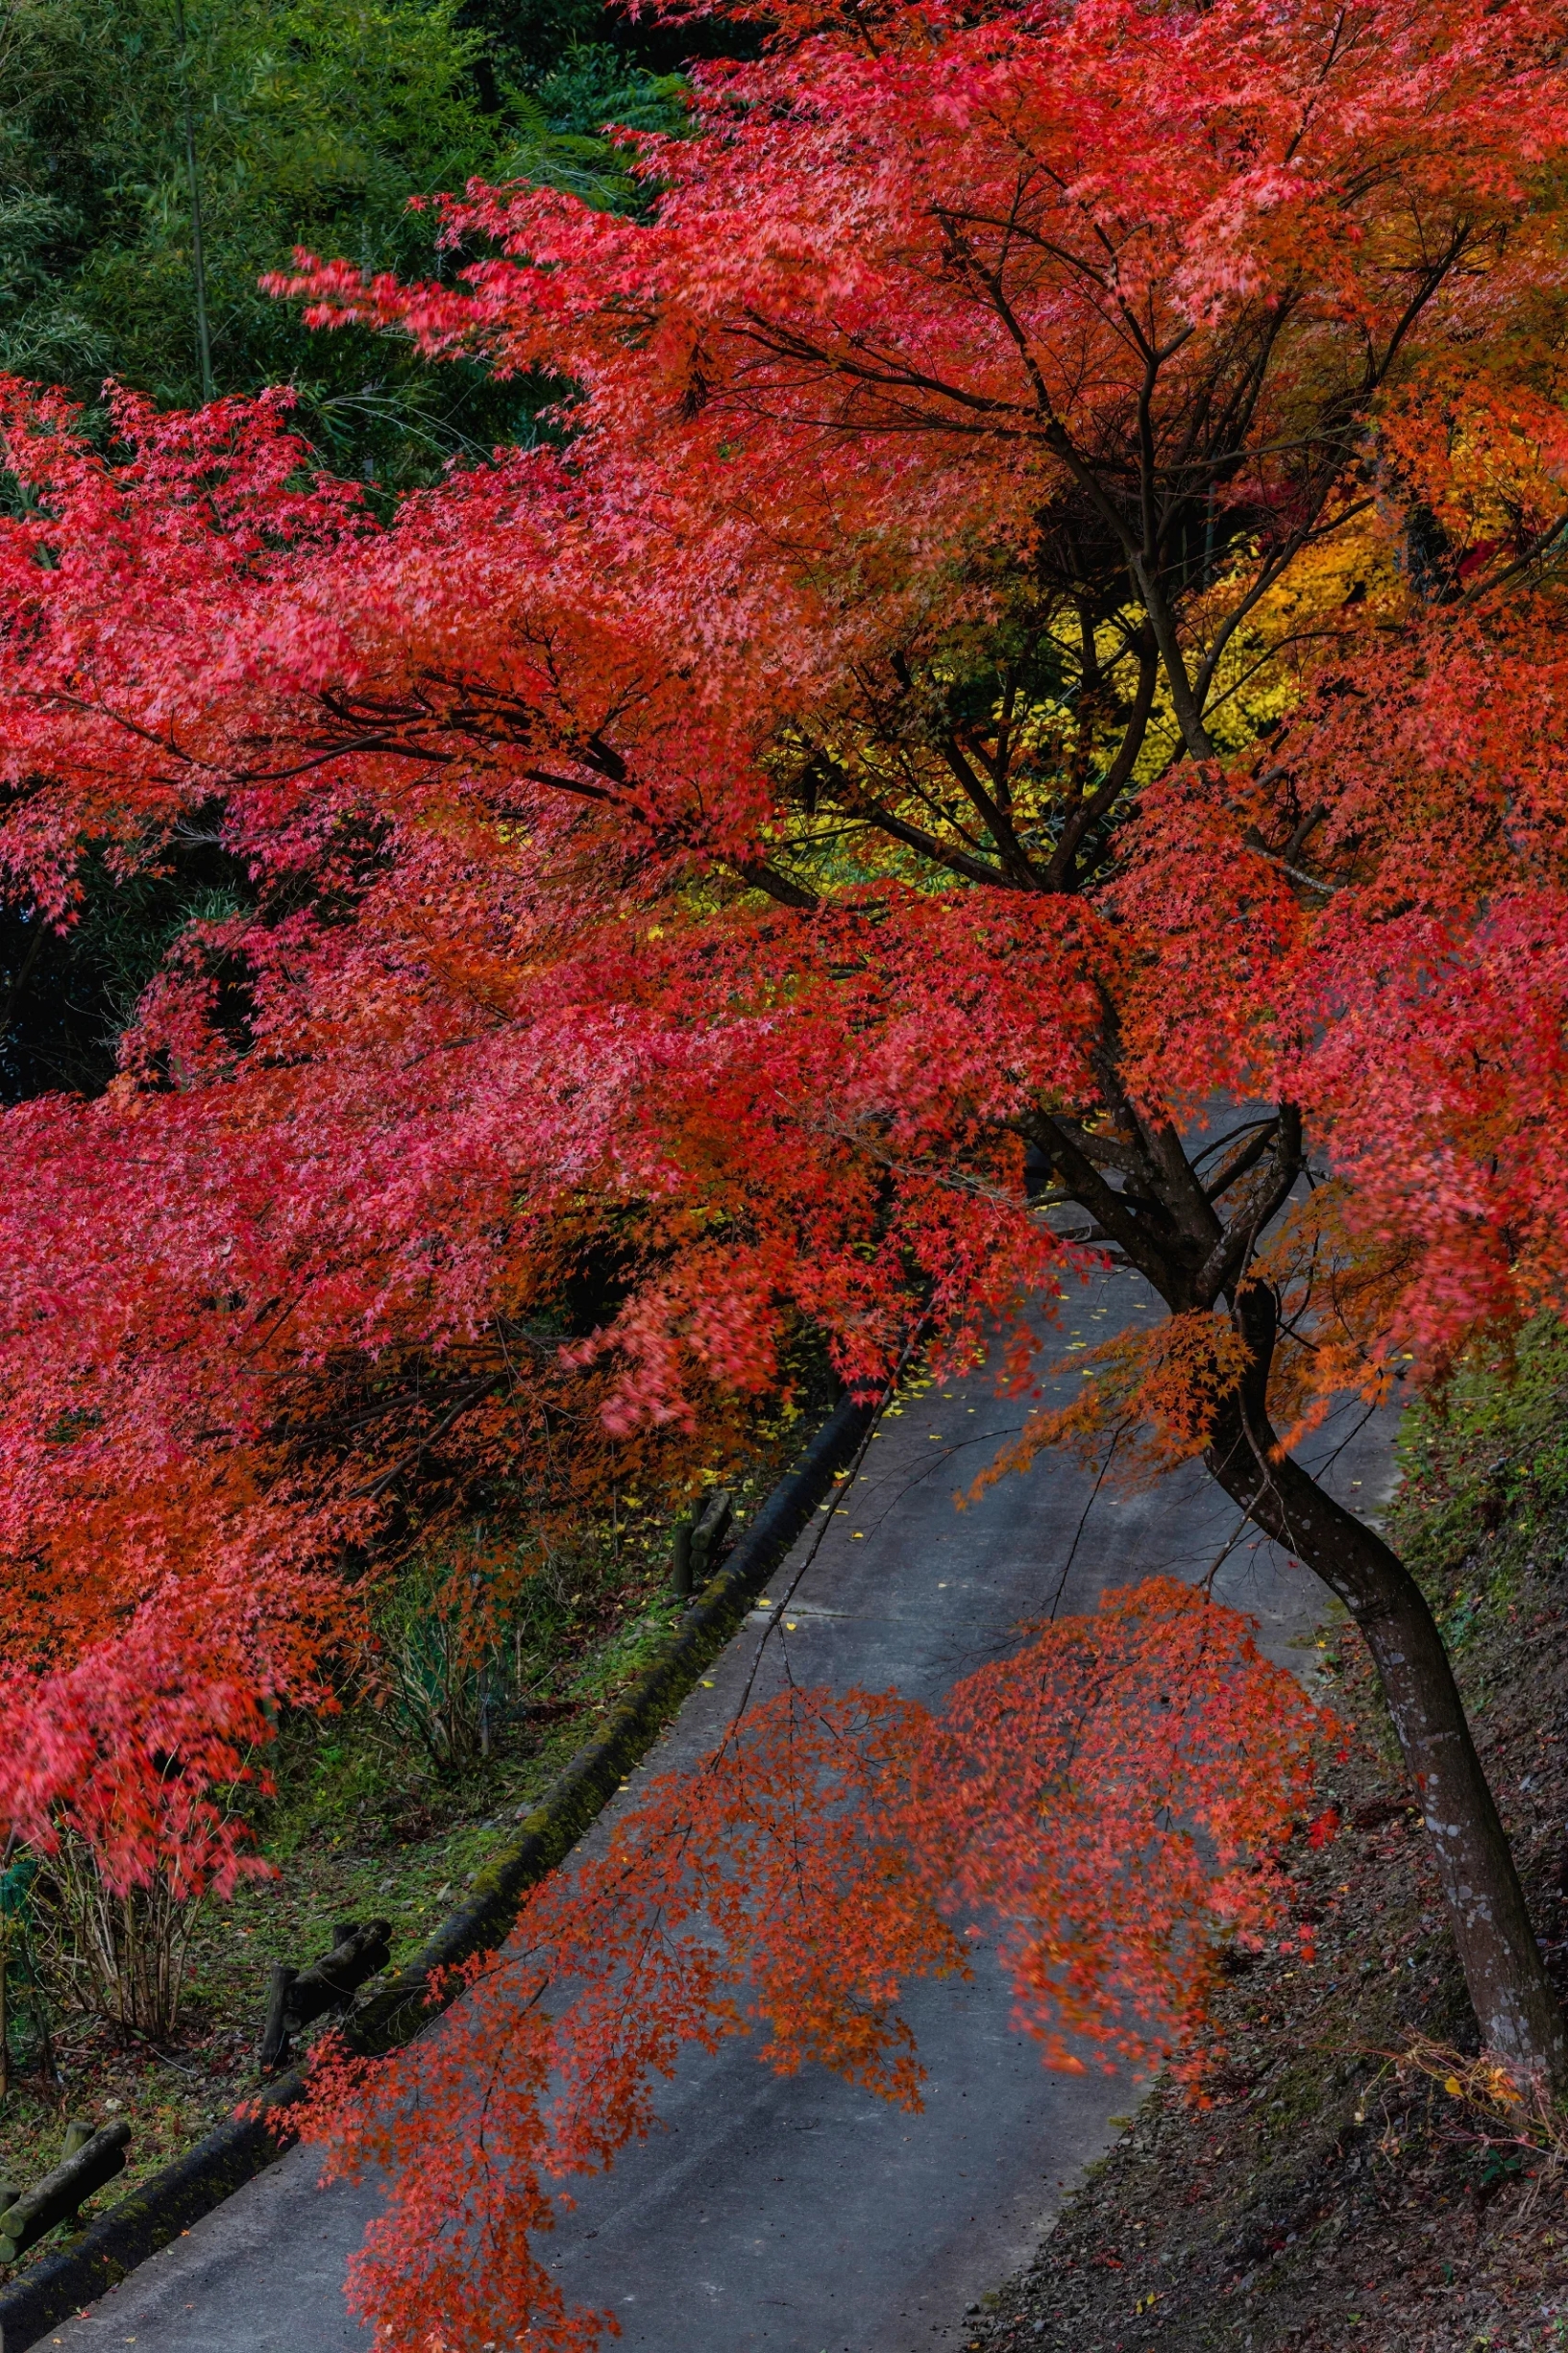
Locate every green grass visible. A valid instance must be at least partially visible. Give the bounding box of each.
[1393,1316,1568,1581]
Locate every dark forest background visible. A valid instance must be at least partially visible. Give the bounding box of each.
[0,0,739,1099]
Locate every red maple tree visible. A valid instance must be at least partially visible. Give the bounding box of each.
[0,0,1567,2336]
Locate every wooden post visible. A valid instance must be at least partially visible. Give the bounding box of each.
[672,1515,694,1600]
[257,1922,391,2073]
[689,1491,734,1589]
[0,2120,130,2262]
[258,1964,298,2073]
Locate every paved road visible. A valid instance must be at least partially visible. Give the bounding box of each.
[54,1256,1395,2353]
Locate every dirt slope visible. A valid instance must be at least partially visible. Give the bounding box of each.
[971,1337,1568,2353]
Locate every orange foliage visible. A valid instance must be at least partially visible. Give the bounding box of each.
[971,1312,1257,1496]
[292,1581,1326,2349]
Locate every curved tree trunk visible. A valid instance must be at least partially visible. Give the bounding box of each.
[1207,1284,1567,2086]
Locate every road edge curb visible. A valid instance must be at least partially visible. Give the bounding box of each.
[0,1388,875,2350]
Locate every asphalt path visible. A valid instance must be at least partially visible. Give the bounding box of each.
[53,1254,1396,2353]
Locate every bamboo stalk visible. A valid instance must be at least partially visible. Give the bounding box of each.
[173,0,214,402]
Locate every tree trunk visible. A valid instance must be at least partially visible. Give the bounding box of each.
[1206,1284,1567,2086]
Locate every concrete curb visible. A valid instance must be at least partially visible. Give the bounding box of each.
[0,1390,875,2350]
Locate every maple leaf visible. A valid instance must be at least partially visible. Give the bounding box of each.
[288,1581,1320,2350]
[0,4,1564,2339]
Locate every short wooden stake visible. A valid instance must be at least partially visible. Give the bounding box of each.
[672,1517,694,1599]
